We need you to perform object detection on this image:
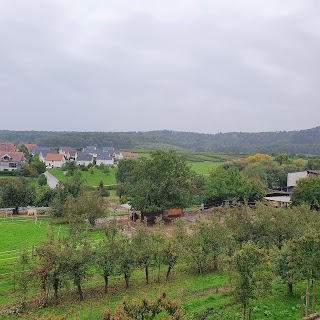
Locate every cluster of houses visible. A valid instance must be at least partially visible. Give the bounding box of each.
[0,142,139,170]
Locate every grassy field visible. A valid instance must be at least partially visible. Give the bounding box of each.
[190,161,224,174]
[0,217,314,319]
[49,167,116,186]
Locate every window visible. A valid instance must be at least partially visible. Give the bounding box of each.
[9,163,17,168]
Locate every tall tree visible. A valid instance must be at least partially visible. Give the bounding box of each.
[127,151,195,213]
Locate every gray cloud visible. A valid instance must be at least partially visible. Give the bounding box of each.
[1,0,320,133]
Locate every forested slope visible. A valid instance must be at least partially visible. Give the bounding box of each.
[0,126,320,154]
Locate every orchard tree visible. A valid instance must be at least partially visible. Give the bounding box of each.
[95,237,119,293]
[231,241,269,320]
[274,245,295,296]
[132,219,154,284]
[288,231,320,315]
[64,235,93,301]
[0,178,36,213]
[35,236,69,304]
[65,191,104,227]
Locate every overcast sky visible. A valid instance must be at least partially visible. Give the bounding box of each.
[1,0,320,133]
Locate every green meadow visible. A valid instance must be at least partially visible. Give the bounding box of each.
[49,167,116,186]
[190,161,224,175]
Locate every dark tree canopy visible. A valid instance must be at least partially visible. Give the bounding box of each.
[291,176,320,209]
[125,151,195,213]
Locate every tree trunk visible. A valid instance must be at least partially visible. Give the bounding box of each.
[145,265,149,285]
[166,264,172,281]
[53,278,59,304]
[213,255,218,271]
[77,281,83,301]
[124,272,129,289]
[306,279,310,317]
[158,263,161,283]
[242,303,246,320]
[312,280,316,314]
[288,281,293,296]
[104,273,109,294]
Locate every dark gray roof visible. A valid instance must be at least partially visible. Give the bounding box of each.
[97,152,113,160]
[31,147,51,155]
[76,152,93,161]
[68,150,77,156]
[39,150,51,158]
[103,147,115,152]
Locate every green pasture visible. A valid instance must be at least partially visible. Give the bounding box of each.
[190,161,224,175]
[0,218,314,319]
[0,261,311,319]
[49,167,116,187]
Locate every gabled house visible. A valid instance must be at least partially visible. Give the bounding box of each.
[96,152,114,166]
[59,147,77,158]
[45,154,66,168]
[83,146,98,158]
[31,147,51,156]
[25,144,38,152]
[114,151,139,160]
[102,147,115,155]
[0,151,24,171]
[76,152,93,166]
[0,143,17,152]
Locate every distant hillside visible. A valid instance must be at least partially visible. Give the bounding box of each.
[0,127,320,154]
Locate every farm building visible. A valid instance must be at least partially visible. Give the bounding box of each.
[287,170,319,191]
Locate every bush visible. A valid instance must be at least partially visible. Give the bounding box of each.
[38,173,48,186]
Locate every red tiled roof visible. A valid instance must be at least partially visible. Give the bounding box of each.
[0,151,24,162]
[121,152,138,157]
[0,143,16,152]
[25,144,38,151]
[45,154,65,161]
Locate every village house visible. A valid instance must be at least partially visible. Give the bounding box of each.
[114,151,139,160]
[96,152,114,166]
[59,147,77,158]
[0,151,24,171]
[0,143,17,152]
[76,152,93,166]
[102,146,115,155]
[25,144,38,152]
[82,146,98,158]
[45,154,66,168]
[31,147,52,156]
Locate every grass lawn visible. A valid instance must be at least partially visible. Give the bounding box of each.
[0,218,313,319]
[190,161,224,175]
[49,167,116,187]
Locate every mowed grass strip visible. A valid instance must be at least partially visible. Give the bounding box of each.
[49,167,116,186]
[190,161,224,175]
[0,219,67,252]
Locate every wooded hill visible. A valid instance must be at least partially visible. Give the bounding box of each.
[1,126,320,154]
